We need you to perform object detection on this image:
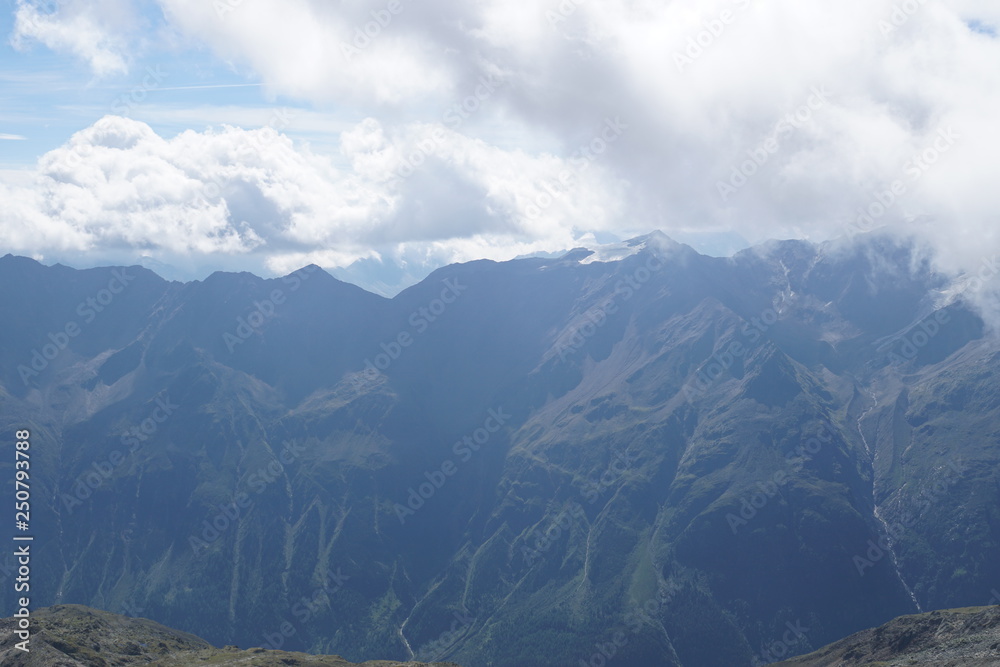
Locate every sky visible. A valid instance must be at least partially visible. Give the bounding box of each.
[1,0,999,295]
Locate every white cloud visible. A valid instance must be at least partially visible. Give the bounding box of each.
[156,0,453,107]
[11,0,135,76]
[139,1,1000,256]
[0,115,629,283]
[3,0,1000,295]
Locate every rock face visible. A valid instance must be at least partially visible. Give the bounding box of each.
[0,604,208,666]
[0,605,462,666]
[1,232,999,665]
[771,606,1000,666]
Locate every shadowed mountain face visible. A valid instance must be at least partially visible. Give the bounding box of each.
[1,232,998,666]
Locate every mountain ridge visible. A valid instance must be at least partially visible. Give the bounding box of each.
[1,231,998,665]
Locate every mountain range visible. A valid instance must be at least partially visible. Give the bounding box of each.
[1,231,998,666]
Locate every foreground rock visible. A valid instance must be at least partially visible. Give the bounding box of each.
[0,605,460,667]
[772,606,1000,666]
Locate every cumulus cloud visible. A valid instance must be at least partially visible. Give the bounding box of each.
[0,114,630,285]
[3,0,1000,296]
[155,2,1000,251]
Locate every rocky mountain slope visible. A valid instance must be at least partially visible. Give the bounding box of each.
[772,605,1000,666]
[1,231,997,665]
[0,605,461,666]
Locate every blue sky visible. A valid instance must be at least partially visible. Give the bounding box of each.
[0,1,350,169]
[1,0,999,294]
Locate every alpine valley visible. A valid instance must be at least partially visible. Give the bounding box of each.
[1,231,999,666]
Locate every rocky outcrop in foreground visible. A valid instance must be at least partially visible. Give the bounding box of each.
[772,605,1000,666]
[0,604,461,667]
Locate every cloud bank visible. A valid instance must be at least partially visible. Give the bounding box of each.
[3,0,999,292]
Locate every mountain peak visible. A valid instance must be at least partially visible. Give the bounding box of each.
[627,229,674,245]
[557,230,687,265]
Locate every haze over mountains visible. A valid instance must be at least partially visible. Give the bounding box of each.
[1,231,998,666]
